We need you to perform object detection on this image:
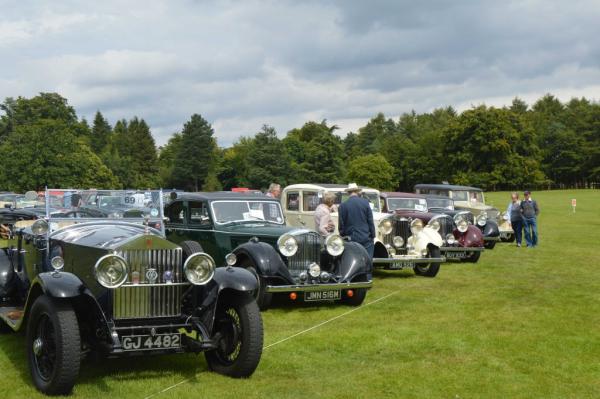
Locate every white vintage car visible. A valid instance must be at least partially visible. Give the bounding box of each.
[281,184,445,277]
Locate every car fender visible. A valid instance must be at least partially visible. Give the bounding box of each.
[336,241,372,282]
[233,240,295,283]
[482,220,500,238]
[413,227,443,253]
[32,271,86,298]
[455,225,484,247]
[212,266,258,293]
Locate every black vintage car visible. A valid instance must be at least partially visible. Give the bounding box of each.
[0,190,263,395]
[164,192,372,310]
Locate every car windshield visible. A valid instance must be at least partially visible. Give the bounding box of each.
[426,198,454,210]
[336,191,381,212]
[211,200,284,225]
[387,198,428,212]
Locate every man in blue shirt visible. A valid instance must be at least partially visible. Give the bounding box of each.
[338,183,376,258]
[520,190,540,247]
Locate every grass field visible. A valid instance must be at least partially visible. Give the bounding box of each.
[1,189,599,398]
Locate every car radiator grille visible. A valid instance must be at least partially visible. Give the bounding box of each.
[487,209,499,219]
[286,232,321,275]
[112,248,186,319]
[391,218,410,247]
[437,215,455,237]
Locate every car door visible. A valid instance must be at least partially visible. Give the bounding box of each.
[164,200,188,246]
[186,201,220,261]
[284,190,304,228]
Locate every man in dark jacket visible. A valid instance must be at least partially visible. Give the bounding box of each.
[506,192,523,247]
[338,183,376,258]
[520,190,539,247]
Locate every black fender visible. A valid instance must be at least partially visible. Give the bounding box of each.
[232,240,295,284]
[212,266,258,293]
[482,220,500,238]
[336,241,372,282]
[32,271,86,298]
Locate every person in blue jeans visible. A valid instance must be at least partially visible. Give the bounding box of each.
[506,192,523,247]
[338,183,376,258]
[520,190,539,247]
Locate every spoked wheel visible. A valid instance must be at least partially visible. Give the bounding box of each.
[26,295,80,395]
[241,259,272,310]
[414,246,441,277]
[205,293,263,378]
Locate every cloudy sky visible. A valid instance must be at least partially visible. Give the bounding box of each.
[1,0,599,146]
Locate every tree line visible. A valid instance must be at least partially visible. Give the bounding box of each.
[0,93,598,193]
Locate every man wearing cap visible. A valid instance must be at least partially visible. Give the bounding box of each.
[520,190,539,247]
[338,183,376,258]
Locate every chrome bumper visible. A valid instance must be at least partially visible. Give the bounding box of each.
[266,281,372,293]
[484,236,500,241]
[373,256,445,264]
[441,246,484,252]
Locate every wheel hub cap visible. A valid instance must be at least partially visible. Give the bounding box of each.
[33,338,43,356]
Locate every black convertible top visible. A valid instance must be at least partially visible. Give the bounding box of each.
[169,191,277,203]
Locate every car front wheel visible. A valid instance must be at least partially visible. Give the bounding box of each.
[241,259,272,310]
[414,246,441,277]
[26,295,80,395]
[205,293,263,378]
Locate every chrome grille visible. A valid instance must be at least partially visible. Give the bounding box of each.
[436,215,454,237]
[112,248,186,319]
[487,209,499,219]
[393,218,411,247]
[286,232,321,275]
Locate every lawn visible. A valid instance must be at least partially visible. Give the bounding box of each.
[1,189,599,398]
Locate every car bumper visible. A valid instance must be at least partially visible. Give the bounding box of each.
[484,236,500,242]
[266,280,372,293]
[373,256,445,264]
[441,246,484,252]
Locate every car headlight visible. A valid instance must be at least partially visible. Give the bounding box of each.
[428,220,440,232]
[277,234,298,257]
[379,219,393,235]
[476,214,487,226]
[225,253,237,266]
[51,256,65,271]
[325,234,344,256]
[457,219,468,233]
[95,254,128,288]
[410,219,424,235]
[393,236,404,248]
[446,233,456,245]
[32,219,49,235]
[184,253,215,285]
[308,263,321,278]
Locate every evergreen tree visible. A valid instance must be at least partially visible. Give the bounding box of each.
[91,111,112,153]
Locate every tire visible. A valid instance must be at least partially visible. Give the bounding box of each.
[240,259,272,310]
[414,246,441,277]
[341,287,367,306]
[26,295,81,395]
[484,240,497,250]
[464,251,481,263]
[180,240,204,258]
[205,293,263,378]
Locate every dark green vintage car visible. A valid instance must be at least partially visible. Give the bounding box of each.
[164,192,373,309]
[0,190,263,395]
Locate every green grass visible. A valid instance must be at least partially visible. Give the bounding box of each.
[1,189,599,398]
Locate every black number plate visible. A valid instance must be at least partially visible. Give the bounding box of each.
[390,261,415,269]
[446,251,467,259]
[121,333,181,351]
[304,290,341,301]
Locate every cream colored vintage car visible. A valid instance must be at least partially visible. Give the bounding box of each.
[281,184,445,277]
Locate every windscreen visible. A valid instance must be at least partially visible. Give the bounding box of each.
[426,198,454,210]
[210,200,284,225]
[387,198,428,212]
[336,191,381,212]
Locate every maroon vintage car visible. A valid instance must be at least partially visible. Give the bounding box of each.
[380,192,484,262]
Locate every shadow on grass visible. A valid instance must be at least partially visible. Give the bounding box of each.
[372,269,417,279]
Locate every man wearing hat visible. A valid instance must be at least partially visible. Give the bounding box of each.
[520,190,539,247]
[338,183,376,257]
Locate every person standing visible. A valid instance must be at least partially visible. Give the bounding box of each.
[520,190,539,247]
[506,192,523,247]
[265,183,281,199]
[314,192,336,236]
[338,183,376,258]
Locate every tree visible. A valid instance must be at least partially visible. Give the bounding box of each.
[245,125,291,190]
[172,114,217,191]
[346,154,395,191]
[90,111,112,153]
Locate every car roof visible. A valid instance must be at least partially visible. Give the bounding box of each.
[414,183,482,192]
[168,191,278,202]
[381,192,426,199]
[421,194,455,201]
[284,183,380,193]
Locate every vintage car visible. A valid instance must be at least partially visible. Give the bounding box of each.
[0,190,263,395]
[281,184,445,277]
[163,192,372,309]
[414,184,505,249]
[380,192,484,263]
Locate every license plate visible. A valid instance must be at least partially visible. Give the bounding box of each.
[446,251,467,259]
[389,261,415,269]
[121,333,181,351]
[500,232,511,238]
[304,290,341,301]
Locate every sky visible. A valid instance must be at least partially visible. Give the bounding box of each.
[1,0,599,146]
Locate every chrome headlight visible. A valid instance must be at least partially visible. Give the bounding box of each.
[325,234,344,256]
[51,256,64,271]
[225,253,237,266]
[457,219,468,233]
[95,254,128,288]
[308,263,321,278]
[410,218,424,235]
[446,233,456,245]
[476,213,487,226]
[184,253,215,285]
[428,219,440,232]
[379,219,393,235]
[32,219,49,235]
[393,236,404,248]
[277,234,298,257]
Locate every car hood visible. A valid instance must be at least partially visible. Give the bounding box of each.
[454,201,496,213]
[389,210,436,223]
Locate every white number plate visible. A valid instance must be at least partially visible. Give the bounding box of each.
[304,290,341,301]
[390,261,415,269]
[121,333,181,351]
[446,251,467,259]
